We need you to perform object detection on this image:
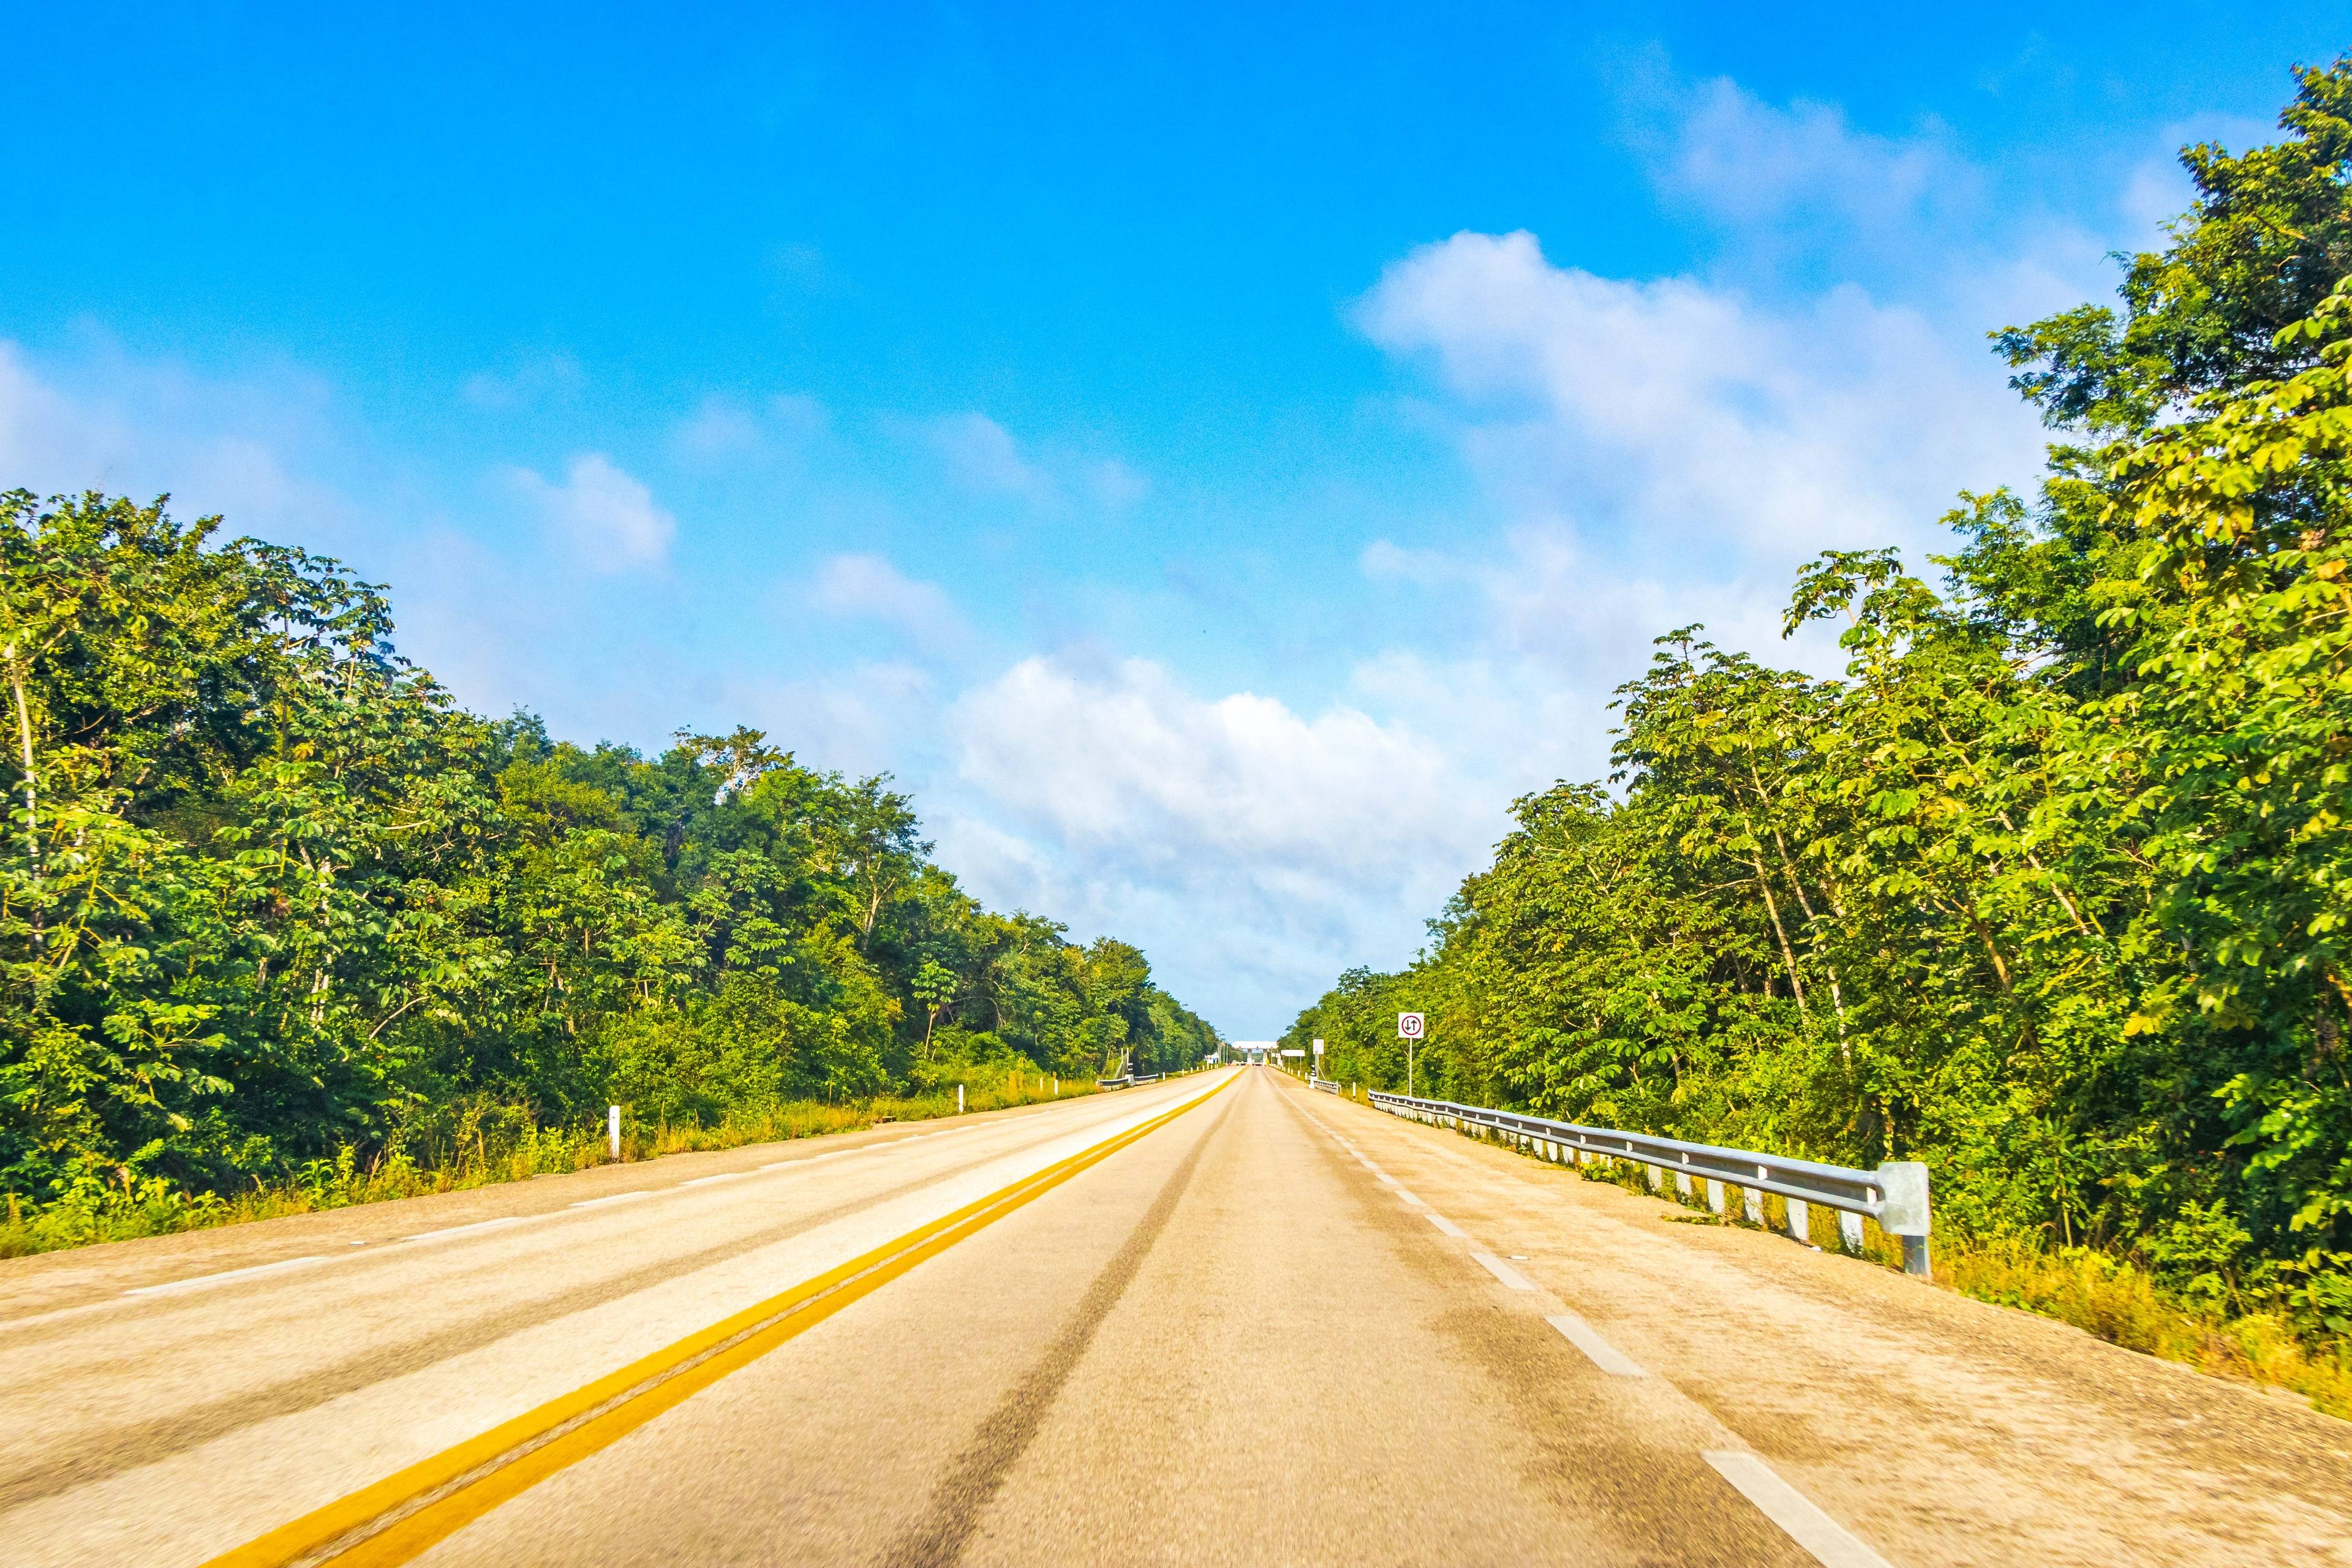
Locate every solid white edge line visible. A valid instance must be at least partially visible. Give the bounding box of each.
[1376,1174,1400,1187]
[679,1171,752,1187]
[1545,1311,1647,1378]
[125,1255,331,1297]
[568,1190,653,1209]
[1393,1187,1427,1207]
[1702,1451,1894,1568]
[405,1216,528,1243]
[1471,1251,1537,1291]
[1425,1213,1468,1238]
[46,1093,1162,1319]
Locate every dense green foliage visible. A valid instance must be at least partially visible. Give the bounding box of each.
[0,509,1216,1215]
[1290,62,2352,1335]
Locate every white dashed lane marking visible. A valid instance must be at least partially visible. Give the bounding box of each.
[1471,1251,1537,1291]
[1356,1083,1897,1568]
[1703,1451,1894,1568]
[1545,1311,1647,1378]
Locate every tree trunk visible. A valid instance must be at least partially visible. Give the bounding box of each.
[6,643,40,951]
[1742,838,1809,1020]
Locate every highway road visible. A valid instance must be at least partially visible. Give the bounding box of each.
[4,1065,2349,1567]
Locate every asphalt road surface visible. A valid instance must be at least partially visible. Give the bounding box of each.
[4,1066,2350,1567]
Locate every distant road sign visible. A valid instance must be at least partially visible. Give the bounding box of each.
[1281,1049,1307,1058]
[1397,1012,1425,1040]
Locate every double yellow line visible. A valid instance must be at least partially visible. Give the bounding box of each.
[206,1074,1234,1568]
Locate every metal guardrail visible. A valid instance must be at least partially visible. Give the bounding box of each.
[1309,1076,1340,1095]
[1095,1075,1133,1089]
[1367,1090,1932,1275]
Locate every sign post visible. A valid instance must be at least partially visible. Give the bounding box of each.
[1396,1013,1425,1097]
[1312,1038,1324,1080]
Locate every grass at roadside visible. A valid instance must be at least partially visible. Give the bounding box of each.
[0,1070,1102,1262]
[1935,1235,2352,1419]
[1434,1115,2352,1421]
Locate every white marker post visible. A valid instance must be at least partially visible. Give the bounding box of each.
[607,1104,621,1162]
[1397,1012,1425,1097]
[957,1084,965,1114]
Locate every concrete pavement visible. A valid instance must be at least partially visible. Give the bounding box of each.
[2,1066,2346,1566]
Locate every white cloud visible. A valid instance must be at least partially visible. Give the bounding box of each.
[1357,230,2043,565]
[0,337,361,542]
[712,658,945,781]
[808,552,965,651]
[673,391,831,465]
[1625,59,2215,321]
[1088,457,1150,511]
[507,452,676,570]
[921,411,1148,514]
[674,396,764,462]
[929,412,1042,497]
[943,654,1494,1027]
[1648,75,1979,248]
[956,654,1459,873]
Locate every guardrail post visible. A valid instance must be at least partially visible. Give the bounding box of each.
[1876,1161,1932,1277]
[1705,1179,1725,1215]
[1646,1166,1662,1191]
[1741,1186,1763,1226]
[1786,1198,1809,1244]
[1838,1212,1864,1253]
[1675,1171,1693,1199]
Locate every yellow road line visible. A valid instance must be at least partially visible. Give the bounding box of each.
[202,1075,1235,1568]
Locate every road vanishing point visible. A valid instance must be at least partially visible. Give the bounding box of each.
[4,1066,2349,1567]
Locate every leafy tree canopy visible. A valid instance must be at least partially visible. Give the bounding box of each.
[0,493,1219,1209]
[1293,59,2352,1335]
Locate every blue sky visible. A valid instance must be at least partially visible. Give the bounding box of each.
[3,5,2343,1033]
